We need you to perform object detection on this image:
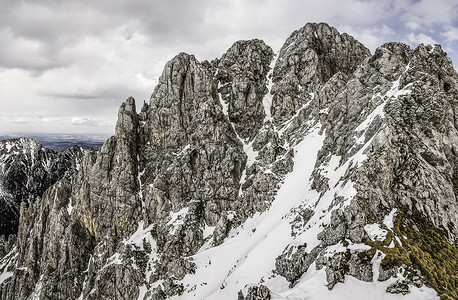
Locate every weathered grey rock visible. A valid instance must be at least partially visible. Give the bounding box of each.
[317,209,347,246]
[271,22,370,126]
[213,212,230,246]
[386,281,410,295]
[238,285,271,300]
[0,138,86,239]
[275,244,322,285]
[347,253,373,282]
[217,40,274,141]
[325,252,349,289]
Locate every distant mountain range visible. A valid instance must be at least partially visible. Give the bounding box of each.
[0,133,109,151]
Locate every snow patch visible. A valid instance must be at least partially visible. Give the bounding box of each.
[278,94,314,135]
[270,261,439,300]
[0,270,13,285]
[67,198,74,215]
[123,221,156,251]
[262,53,278,122]
[168,207,189,235]
[106,252,122,266]
[364,223,388,242]
[217,88,260,166]
[137,285,148,300]
[29,274,44,300]
[354,93,383,132]
[218,84,230,118]
[354,64,412,144]
[203,224,215,240]
[347,243,372,252]
[383,208,397,230]
[243,140,258,167]
[372,250,385,281]
[324,242,347,258]
[314,133,375,214]
[388,239,395,248]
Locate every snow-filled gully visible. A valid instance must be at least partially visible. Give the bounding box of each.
[179,125,325,299]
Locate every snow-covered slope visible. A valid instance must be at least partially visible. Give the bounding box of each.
[180,126,324,299]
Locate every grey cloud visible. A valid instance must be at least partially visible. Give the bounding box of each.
[41,84,150,104]
[0,0,222,72]
[1,0,457,135]
[442,26,458,42]
[43,92,101,100]
[2,0,456,71]
[10,118,31,124]
[0,28,68,72]
[400,0,458,26]
[407,32,439,45]
[69,117,110,127]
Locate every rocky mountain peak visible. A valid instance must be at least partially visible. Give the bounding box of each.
[146,51,223,150]
[271,22,371,126]
[116,96,139,138]
[368,42,412,81]
[1,22,457,300]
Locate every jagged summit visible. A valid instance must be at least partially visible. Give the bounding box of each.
[279,22,371,81]
[0,22,457,300]
[272,22,371,127]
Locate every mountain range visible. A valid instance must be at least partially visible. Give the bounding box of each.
[0,23,457,300]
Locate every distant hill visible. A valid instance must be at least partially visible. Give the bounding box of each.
[0,133,109,151]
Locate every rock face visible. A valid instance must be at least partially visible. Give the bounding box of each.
[271,23,371,126]
[0,138,86,238]
[1,22,457,300]
[217,39,274,141]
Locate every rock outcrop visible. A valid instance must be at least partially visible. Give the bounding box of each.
[1,23,457,300]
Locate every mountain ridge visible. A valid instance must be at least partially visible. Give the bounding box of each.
[0,137,86,239]
[0,22,457,300]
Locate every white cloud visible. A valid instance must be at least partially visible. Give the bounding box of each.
[70,117,109,126]
[406,21,421,31]
[398,0,458,26]
[407,32,439,46]
[0,29,64,72]
[442,26,458,42]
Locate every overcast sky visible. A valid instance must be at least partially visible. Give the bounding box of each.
[0,0,457,135]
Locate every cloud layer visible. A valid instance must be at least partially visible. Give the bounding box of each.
[0,0,457,134]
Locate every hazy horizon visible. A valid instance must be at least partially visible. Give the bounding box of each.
[0,132,110,151]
